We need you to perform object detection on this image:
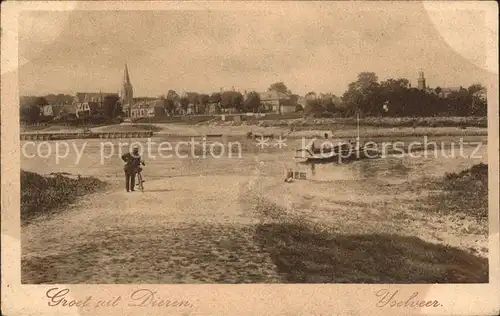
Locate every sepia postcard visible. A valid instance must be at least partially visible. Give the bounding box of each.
[1,1,499,315]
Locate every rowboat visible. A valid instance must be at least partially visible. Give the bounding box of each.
[295,139,380,163]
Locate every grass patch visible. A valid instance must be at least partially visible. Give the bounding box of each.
[424,163,488,221]
[255,222,488,283]
[21,170,107,224]
[253,199,488,283]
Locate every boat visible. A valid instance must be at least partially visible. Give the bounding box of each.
[295,138,381,163]
[295,138,351,162]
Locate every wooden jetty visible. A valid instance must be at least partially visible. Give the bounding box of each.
[20,131,154,141]
[205,134,224,138]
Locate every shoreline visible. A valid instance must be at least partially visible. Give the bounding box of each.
[20,124,488,140]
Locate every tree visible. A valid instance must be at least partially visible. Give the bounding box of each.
[45,94,74,105]
[34,97,48,107]
[305,92,317,99]
[197,94,210,114]
[184,92,199,114]
[341,72,383,116]
[447,91,473,116]
[165,90,179,115]
[103,94,120,118]
[322,98,336,113]
[179,96,189,112]
[209,92,221,104]
[319,93,336,113]
[20,97,45,123]
[22,104,41,124]
[244,91,261,112]
[303,92,324,116]
[467,83,484,95]
[186,92,199,105]
[435,86,442,95]
[380,78,410,91]
[268,82,291,95]
[115,101,124,117]
[355,72,378,90]
[231,92,244,112]
[220,91,243,111]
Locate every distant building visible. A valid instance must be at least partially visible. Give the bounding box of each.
[40,104,63,117]
[417,71,426,91]
[416,72,469,98]
[129,99,166,119]
[438,87,463,98]
[258,90,293,114]
[73,92,119,118]
[53,104,78,121]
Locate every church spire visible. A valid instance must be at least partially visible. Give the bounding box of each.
[120,63,134,109]
[124,63,131,85]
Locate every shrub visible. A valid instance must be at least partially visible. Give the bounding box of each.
[431,163,488,220]
[21,171,107,224]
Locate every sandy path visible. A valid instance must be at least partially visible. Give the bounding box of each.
[21,175,282,283]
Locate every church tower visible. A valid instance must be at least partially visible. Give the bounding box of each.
[121,64,134,106]
[417,71,426,91]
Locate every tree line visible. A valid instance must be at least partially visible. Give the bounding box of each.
[161,90,261,115]
[303,72,487,117]
[20,73,487,124]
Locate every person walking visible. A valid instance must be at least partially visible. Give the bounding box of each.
[121,146,145,192]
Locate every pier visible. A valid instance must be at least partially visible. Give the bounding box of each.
[20,131,154,141]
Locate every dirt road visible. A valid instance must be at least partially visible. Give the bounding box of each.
[21,175,283,283]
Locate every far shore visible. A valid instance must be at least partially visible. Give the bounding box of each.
[20,122,488,140]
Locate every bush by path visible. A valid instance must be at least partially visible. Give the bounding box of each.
[424,163,488,221]
[21,171,107,224]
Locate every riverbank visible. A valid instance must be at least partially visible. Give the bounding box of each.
[20,116,488,140]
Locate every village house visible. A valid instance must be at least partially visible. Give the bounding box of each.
[40,104,65,118]
[122,97,157,117]
[50,104,79,122]
[129,99,166,119]
[438,87,464,98]
[73,92,119,118]
[258,90,295,114]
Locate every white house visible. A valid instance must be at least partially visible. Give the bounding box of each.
[258,91,294,114]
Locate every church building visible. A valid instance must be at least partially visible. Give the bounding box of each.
[120,64,134,117]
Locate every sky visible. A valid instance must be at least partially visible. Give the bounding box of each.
[18,2,495,97]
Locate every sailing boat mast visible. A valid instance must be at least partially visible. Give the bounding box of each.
[356,111,360,144]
